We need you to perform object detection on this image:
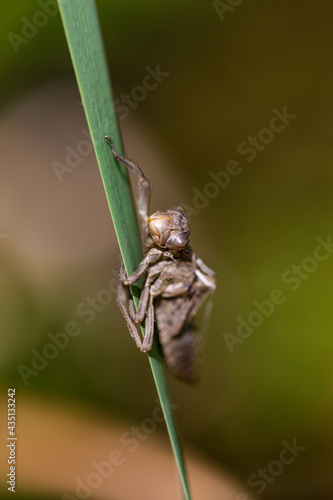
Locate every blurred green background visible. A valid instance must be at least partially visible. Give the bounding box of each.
[1,1,333,499]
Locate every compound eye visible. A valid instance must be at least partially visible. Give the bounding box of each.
[166,231,190,250]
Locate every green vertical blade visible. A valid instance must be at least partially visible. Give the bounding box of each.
[57,1,191,498]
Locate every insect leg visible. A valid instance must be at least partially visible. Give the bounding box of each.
[123,248,163,285]
[141,295,155,352]
[128,299,137,322]
[105,136,151,245]
[132,261,169,323]
[117,260,147,351]
[134,269,159,323]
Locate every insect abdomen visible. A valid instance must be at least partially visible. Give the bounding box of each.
[158,323,199,384]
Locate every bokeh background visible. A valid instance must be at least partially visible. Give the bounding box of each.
[1,1,333,499]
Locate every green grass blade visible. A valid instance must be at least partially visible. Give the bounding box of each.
[57,1,191,498]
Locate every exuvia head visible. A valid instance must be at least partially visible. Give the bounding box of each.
[148,209,190,251]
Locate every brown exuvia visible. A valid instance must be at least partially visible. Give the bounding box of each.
[105,136,216,383]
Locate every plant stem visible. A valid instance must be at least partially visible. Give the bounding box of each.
[57,1,191,498]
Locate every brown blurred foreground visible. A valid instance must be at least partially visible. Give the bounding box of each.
[0,393,255,500]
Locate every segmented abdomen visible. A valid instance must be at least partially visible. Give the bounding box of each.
[155,296,199,384]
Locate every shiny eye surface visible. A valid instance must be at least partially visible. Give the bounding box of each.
[148,210,190,250]
[165,230,190,250]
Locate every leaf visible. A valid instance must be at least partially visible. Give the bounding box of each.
[57,1,191,498]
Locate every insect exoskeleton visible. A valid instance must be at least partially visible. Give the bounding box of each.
[105,135,216,383]
[148,210,190,251]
